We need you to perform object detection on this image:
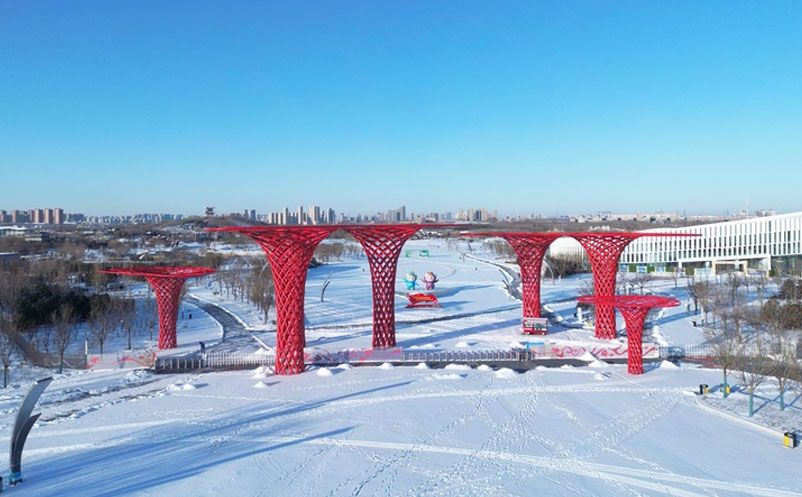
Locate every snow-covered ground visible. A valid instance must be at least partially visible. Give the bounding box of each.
[2,361,800,496]
[2,239,800,496]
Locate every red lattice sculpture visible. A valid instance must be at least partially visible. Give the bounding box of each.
[569,232,694,340]
[578,295,679,374]
[208,226,337,375]
[344,225,426,348]
[463,232,563,319]
[101,266,216,350]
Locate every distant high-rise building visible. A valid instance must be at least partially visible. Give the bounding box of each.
[54,208,64,225]
[31,209,44,224]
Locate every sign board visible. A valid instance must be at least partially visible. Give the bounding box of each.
[548,343,659,360]
[86,350,156,370]
[522,317,548,335]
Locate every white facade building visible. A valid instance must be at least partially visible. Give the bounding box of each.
[622,211,802,275]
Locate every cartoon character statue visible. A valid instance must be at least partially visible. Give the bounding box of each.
[423,271,438,291]
[404,271,418,291]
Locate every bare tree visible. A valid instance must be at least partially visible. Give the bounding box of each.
[0,318,16,388]
[118,298,137,350]
[89,296,114,354]
[52,303,76,374]
[735,317,771,417]
[631,272,656,295]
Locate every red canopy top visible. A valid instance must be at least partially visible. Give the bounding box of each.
[463,231,698,239]
[101,266,216,279]
[577,294,680,309]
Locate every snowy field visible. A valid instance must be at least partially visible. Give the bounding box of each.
[2,239,800,496]
[3,362,801,497]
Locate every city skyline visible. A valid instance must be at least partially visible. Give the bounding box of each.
[2,2,801,215]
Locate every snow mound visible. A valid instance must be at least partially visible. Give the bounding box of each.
[476,364,493,371]
[535,365,548,370]
[427,373,464,381]
[659,360,679,370]
[455,341,472,348]
[168,382,196,392]
[124,370,151,383]
[335,364,352,370]
[508,341,525,349]
[316,367,333,377]
[254,347,274,356]
[588,359,608,369]
[444,363,471,371]
[560,364,574,369]
[593,372,610,381]
[495,368,518,379]
[415,362,430,370]
[378,362,394,369]
[253,381,269,389]
[253,366,273,374]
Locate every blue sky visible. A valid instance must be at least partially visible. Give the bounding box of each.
[1,1,801,216]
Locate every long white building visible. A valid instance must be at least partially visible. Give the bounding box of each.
[622,211,802,275]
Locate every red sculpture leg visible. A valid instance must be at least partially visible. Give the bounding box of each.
[503,235,561,319]
[618,307,649,375]
[101,266,216,351]
[346,226,421,348]
[248,228,335,375]
[571,235,636,340]
[147,277,187,350]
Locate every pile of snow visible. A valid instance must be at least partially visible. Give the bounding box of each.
[508,341,525,349]
[476,364,493,372]
[495,368,518,379]
[535,365,548,370]
[124,370,151,383]
[426,373,464,381]
[414,362,430,370]
[378,362,394,370]
[316,367,333,377]
[560,364,574,369]
[444,363,471,371]
[593,372,610,381]
[252,366,273,379]
[408,344,437,350]
[659,360,680,370]
[253,381,269,389]
[455,341,472,348]
[335,364,352,370]
[254,347,274,356]
[168,382,196,392]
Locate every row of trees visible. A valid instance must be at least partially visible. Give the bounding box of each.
[701,275,801,417]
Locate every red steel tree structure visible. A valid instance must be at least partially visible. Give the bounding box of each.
[578,295,679,374]
[463,232,563,320]
[207,226,337,375]
[569,232,694,340]
[343,224,453,348]
[101,266,216,350]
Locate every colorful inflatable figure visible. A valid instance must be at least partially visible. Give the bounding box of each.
[423,271,438,291]
[404,271,418,291]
